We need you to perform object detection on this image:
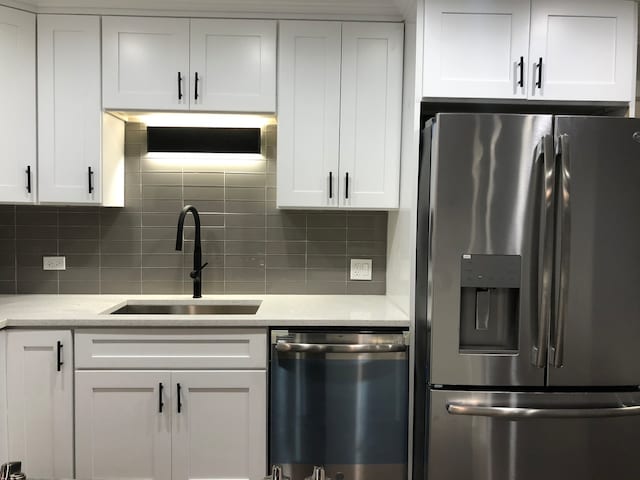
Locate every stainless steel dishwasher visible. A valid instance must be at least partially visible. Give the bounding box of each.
[269,330,409,480]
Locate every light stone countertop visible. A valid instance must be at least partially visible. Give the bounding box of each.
[0,294,409,330]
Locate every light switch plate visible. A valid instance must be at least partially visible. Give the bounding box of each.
[43,256,66,271]
[350,258,372,281]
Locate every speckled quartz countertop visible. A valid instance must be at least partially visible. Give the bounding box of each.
[0,294,409,330]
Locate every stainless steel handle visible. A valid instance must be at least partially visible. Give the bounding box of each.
[552,133,571,368]
[532,135,555,368]
[447,403,640,419]
[275,341,407,353]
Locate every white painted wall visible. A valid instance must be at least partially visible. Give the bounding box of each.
[0,330,8,465]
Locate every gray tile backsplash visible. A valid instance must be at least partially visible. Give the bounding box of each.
[0,123,387,295]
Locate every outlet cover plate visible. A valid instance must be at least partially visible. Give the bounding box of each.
[350,258,372,281]
[43,256,66,271]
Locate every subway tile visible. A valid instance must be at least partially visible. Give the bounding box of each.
[101,241,140,255]
[199,282,225,295]
[15,208,57,226]
[102,227,142,242]
[59,239,99,255]
[182,200,224,213]
[225,267,265,282]
[346,241,386,256]
[142,172,183,185]
[143,213,181,227]
[0,226,14,239]
[266,269,305,283]
[0,281,16,294]
[183,173,224,186]
[16,225,57,239]
[15,254,43,267]
[347,213,387,229]
[59,211,99,226]
[101,281,142,294]
[183,226,224,242]
[226,201,265,214]
[101,268,141,283]
[142,282,184,294]
[142,268,184,282]
[16,239,57,255]
[307,255,346,269]
[59,281,100,294]
[225,227,265,241]
[265,255,305,268]
[142,185,182,199]
[141,227,176,240]
[266,214,305,228]
[225,240,265,255]
[142,254,184,268]
[183,240,224,255]
[225,255,265,268]
[307,213,347,228]
[0,206,15,225]
[225,214,265,228]
[0,266,15,282]
[100,211,141,228]
[307,269,346,283]
[347,228,387,242]
[225,173,266,187]
[266,241,306,255]
[307,228,346,242]
[142,199,184,213]
[17,281,58,294]
[347,281,386,295]
[101,255,141,268]
[17,267,58,282]
[184,266,224,283]
[266,281,307,294]
[65,254,99,268]
[59,267,99,282]
[142,239,176,254]
[266,228,306,241]
[307,242,346,255]
[59,225,99,240]
[305,282,346,295]
[266,187,276,202]
[183,186,224,200]
[225,187,265,201]
[224,282,265,294]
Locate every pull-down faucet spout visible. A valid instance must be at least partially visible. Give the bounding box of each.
[176,205,208,298]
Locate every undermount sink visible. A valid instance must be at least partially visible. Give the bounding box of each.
[107,301,261,315]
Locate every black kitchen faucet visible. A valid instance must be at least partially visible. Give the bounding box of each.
[176,205,208,298]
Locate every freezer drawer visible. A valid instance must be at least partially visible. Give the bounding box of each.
[428,389,640,480]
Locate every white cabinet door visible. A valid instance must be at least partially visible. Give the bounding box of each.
[75,371,172,480]
[277,21,342,208]
[102,17,189,110]
[0,6,36,204]
[529,0,636,101]
[172,371,266,480]
[339,22,403,209]
[190,19,276,112]
[38,15,102,204]
[7,331,73,479]
[423,0,530,99]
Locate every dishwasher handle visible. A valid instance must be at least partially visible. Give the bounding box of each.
[275,341,407,354]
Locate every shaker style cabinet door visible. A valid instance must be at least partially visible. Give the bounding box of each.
[529,0,636,102]
[190,19,276,112]
[423,0,530,99]
[38,15,102,204]
[7,331,73,479]
[0,6,36,204]
[171,371,267,480]
[339,22,403,209]
[75,371,172,480]
[102,16,189,110]
[277,21,342,208]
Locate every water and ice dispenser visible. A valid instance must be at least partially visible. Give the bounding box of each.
[459,254,521,353]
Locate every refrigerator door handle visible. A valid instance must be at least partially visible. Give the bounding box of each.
[532,134,556,368]
[551,133,571,368]
[447,403,640,419]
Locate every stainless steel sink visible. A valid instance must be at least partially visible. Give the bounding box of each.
[108,301,261,315]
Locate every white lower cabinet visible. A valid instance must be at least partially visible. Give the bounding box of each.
[6,330,73,479]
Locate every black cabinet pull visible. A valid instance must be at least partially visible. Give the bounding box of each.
[345,172,350,200]
[194,72,199,100]
[536,57,543,89]
[56,341,63,372]
[329,171,333,199]
[178,72,183,100]
[26,166,31,193]
[88,167,94,194]
[177,383,182,413]
[518,56,524,88]
[158,383,164,413]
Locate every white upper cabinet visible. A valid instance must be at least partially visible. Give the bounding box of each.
[103,17,190,110]
[7,331,73,480]
[423,0,637,103]
[423,0,530,99]
[190,19,276,112]
[529,0,636,102]
[277,21,342,208]
[38,15,103,204]
[339,22,403,209]
[0,6,36,204]
[103,17,276,112]
[278,21,403,209]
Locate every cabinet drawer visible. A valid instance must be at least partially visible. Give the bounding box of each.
[75,329,267,369]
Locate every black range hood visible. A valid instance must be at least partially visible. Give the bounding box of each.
[147,126,261,154]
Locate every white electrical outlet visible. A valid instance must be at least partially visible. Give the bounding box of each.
[350,258,372,281]
[43,256,66,271]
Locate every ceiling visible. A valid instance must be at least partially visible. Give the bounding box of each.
[5,0,413,21]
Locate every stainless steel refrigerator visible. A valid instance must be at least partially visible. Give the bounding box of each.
[415,113,640,480]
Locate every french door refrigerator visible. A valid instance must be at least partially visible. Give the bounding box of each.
[415,113,640,480]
